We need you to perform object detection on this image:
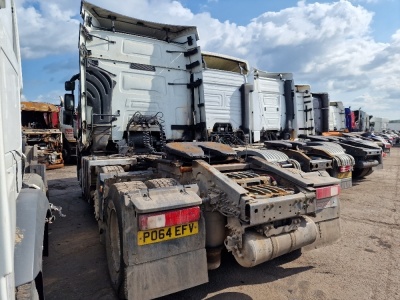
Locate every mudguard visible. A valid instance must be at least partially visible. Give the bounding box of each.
[14,188,49,286]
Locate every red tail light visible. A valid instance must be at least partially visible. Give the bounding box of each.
[316,185,340,200]
[139,206,201,230]
[339,165,352,172]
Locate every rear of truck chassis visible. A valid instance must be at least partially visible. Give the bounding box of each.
[301,135,382,179]
[262,140,355,189]
[73,2,342,299]
[82,142,341,299]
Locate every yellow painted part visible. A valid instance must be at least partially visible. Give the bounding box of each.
[322,131,344,137]
[21,101,59,112]
[337,171,352,179]
[137,222,199,246]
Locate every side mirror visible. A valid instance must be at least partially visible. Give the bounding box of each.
[65,81,75,91]
[64,94,75,111]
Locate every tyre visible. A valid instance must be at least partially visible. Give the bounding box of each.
[62,138,71,164]
[16,280,39,300]
[364,168,374,177]
[105,185,127,299]
[352,167,372,179]
[105,181,146,299]
[144,178,179,188]
[352,168,364,179]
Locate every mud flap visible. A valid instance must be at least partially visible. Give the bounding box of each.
[126,249,208,300]
[303,217,341,251]
[340,177,352,189]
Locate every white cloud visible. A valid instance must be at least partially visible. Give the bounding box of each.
[15,0,80,59]
[16,0,400,119]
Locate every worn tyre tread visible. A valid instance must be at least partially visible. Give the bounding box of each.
[100,165,125,174]
[105,184,128,299]
[144,178,179,188]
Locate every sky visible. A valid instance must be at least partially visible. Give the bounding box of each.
[15,0,400,120]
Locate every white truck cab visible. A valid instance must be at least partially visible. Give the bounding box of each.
[1,1,51,299]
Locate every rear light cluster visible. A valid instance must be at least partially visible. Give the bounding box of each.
[139,206,201,230]
[385,144,391,149]
[316,185,340,200]
[339,165,352,173]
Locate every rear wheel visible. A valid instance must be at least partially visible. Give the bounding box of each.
[353,167,373,179]
[105,186,126,299]
[364,168,374,177]
[105,181,147,299]
[62,138,71,164]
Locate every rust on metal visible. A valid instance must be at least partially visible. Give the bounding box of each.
[179,166,192,173]
[21,101,59,112]
[46,163,65,170]
[166,142,237,159]
[196,142,237,156]
[166,142,205,158]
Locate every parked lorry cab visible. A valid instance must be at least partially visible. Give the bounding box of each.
[353,109,371,132]
[311,94,348,135]
[20,101,64,169]
[0,1,53,299]
[65,2,343,299]
[293,84,315,137]
[328,102,346,132]
[202,52,354,189]
[202,51,295,143]
[345,107,355,132]
[370,117,389,133]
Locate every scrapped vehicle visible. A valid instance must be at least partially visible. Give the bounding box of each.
[21,102,64,169]
[63,3,343,299]
[58,101,78,163]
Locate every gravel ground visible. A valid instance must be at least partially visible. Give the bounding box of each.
[43,147,400,300]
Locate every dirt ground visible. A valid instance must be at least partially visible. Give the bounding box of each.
[43,148,400,300]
